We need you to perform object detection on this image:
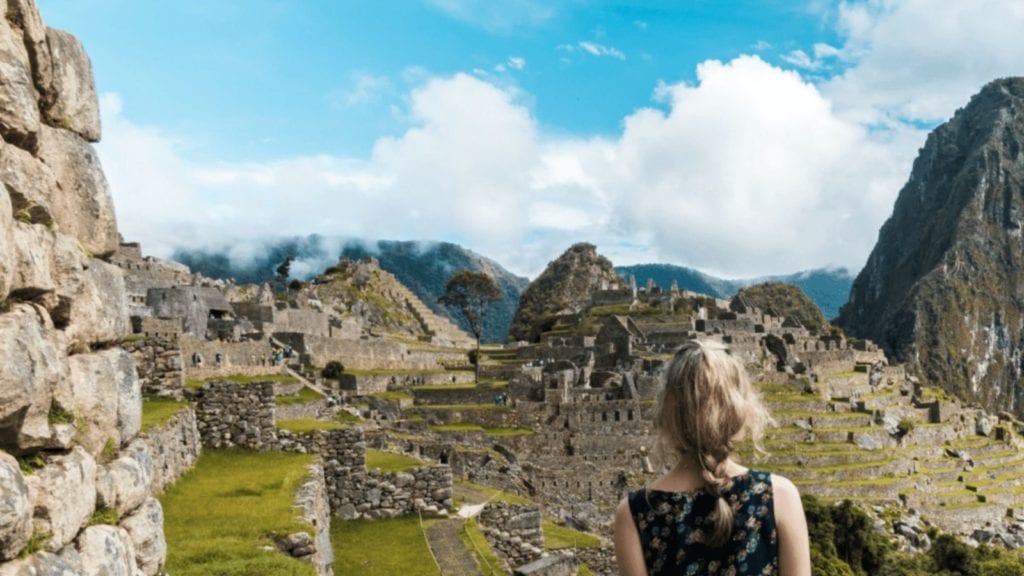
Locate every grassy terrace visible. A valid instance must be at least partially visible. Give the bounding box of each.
[141,397,189,432]
[455,479,532,505]
[543,519,602,550]
[370,391,414,401]
[414,379,508,391]
[276,419,345,433]
[343,368,454,376]
[185,373,298,390]
[429,423,535,437]
[411,404,510,411]
[365,449,428,473]
[274,386,323,406]
[461,518,504,576]
[160,449,316,576]
[332,516,440,576]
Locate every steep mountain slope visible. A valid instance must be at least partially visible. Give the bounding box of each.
[509,243,624,342]
[173,237,528,343]
[837,78,1024,414]
[616,264,853,319]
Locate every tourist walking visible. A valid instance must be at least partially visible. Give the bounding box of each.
[613,339,810,575]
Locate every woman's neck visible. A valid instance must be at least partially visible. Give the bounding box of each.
[648,454,748,492]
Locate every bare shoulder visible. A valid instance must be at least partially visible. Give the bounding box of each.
[770,474,805,519]
[614,497,633,525]
[770,473,800,499]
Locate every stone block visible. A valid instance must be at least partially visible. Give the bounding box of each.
[105,440,153,516]
[0,140,58,227]
[34,125,117,257]
[0,452,32,561]
[120,497,166,576]
[25,446,97,550]
[76,525,139,576]
[0,303,67,453]
[63,349,141,457]
[0,550,82,576]
[0,17,40,148]
[39,29,100,142]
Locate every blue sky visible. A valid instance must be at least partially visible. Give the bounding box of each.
[36,1,1024,278]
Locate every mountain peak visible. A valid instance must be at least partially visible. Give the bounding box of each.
[838,76,1024,413]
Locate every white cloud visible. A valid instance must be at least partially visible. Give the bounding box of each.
[577,41,626,61]
[508,56,526,70]
[823,0,1024,123]
[780,49,821,71]
[331,72,390,109]
[98,56,921,278]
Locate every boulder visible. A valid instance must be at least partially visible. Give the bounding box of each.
[7,222,57,302]
[105,440,153,515]
[25,446,97,550]
[0,550,83,576]
[59,257,130,345]
[0,452,32,561]
[977,414,993,437]
[63,349,140,455]
[76,525,139,576]
[0,303,68,453]
[0,139,58,226]
[38,29,100,142]
[120,498,166,576]
[34,125,117,257]
[0,16,40,148]
[4,1,50,118]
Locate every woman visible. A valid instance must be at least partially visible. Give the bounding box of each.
[613,340,811,575]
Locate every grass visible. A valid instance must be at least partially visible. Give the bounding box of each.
[365,449,428,473]
[461,518,504,575]
[543,519,602,550]
[160,449,317,576]
[331,516,440,576]
[412,404,509,411]
[344,368,451,376]
[141,397,189,432]
[185,373,298,390]
[456,479,532,505]
[429,423,535,437]
[276,419,344,433]
[274,386,324,406]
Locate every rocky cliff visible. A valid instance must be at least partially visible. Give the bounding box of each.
[509,243,623,342]
[838,78,1024,414]
[1,1,165,572]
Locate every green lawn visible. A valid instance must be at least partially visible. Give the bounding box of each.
[160,449,316,576]
[274,386,324,406]
[543,519,602,550]
[460,518,504,575]
[141,397,189,432]
[429,423,535,437]
[332,516,440,576]
[455,480,532,505]
[365,449,429,472]
[276,419,345,433]
[185,373,299,390]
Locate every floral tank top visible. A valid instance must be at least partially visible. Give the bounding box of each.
[627,470,778,575]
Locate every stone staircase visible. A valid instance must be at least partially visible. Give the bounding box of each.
[388,284,475,349]
[426,518,483,576]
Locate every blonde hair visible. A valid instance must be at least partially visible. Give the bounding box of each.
[653,339,773,547]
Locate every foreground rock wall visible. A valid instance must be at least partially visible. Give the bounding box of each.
[124,335,184,399]
[141,406,200,493]
[1,1,170,573]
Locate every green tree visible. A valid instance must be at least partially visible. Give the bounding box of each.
[439,271,502,385]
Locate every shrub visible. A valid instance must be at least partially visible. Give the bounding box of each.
[322,361,345,380]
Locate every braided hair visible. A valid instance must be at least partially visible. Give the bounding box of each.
[653,340,773,547]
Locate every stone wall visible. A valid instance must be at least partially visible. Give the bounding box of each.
[276,398,329,422]
[276,332,434,371]
[179,336,281,376]
[319,428,454,519]
[478,503,544,567]
[340,370,473,394]
[281,463,334,576]
[193,381,278,450]
[124,335,184,399]
[141,406,201,493]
